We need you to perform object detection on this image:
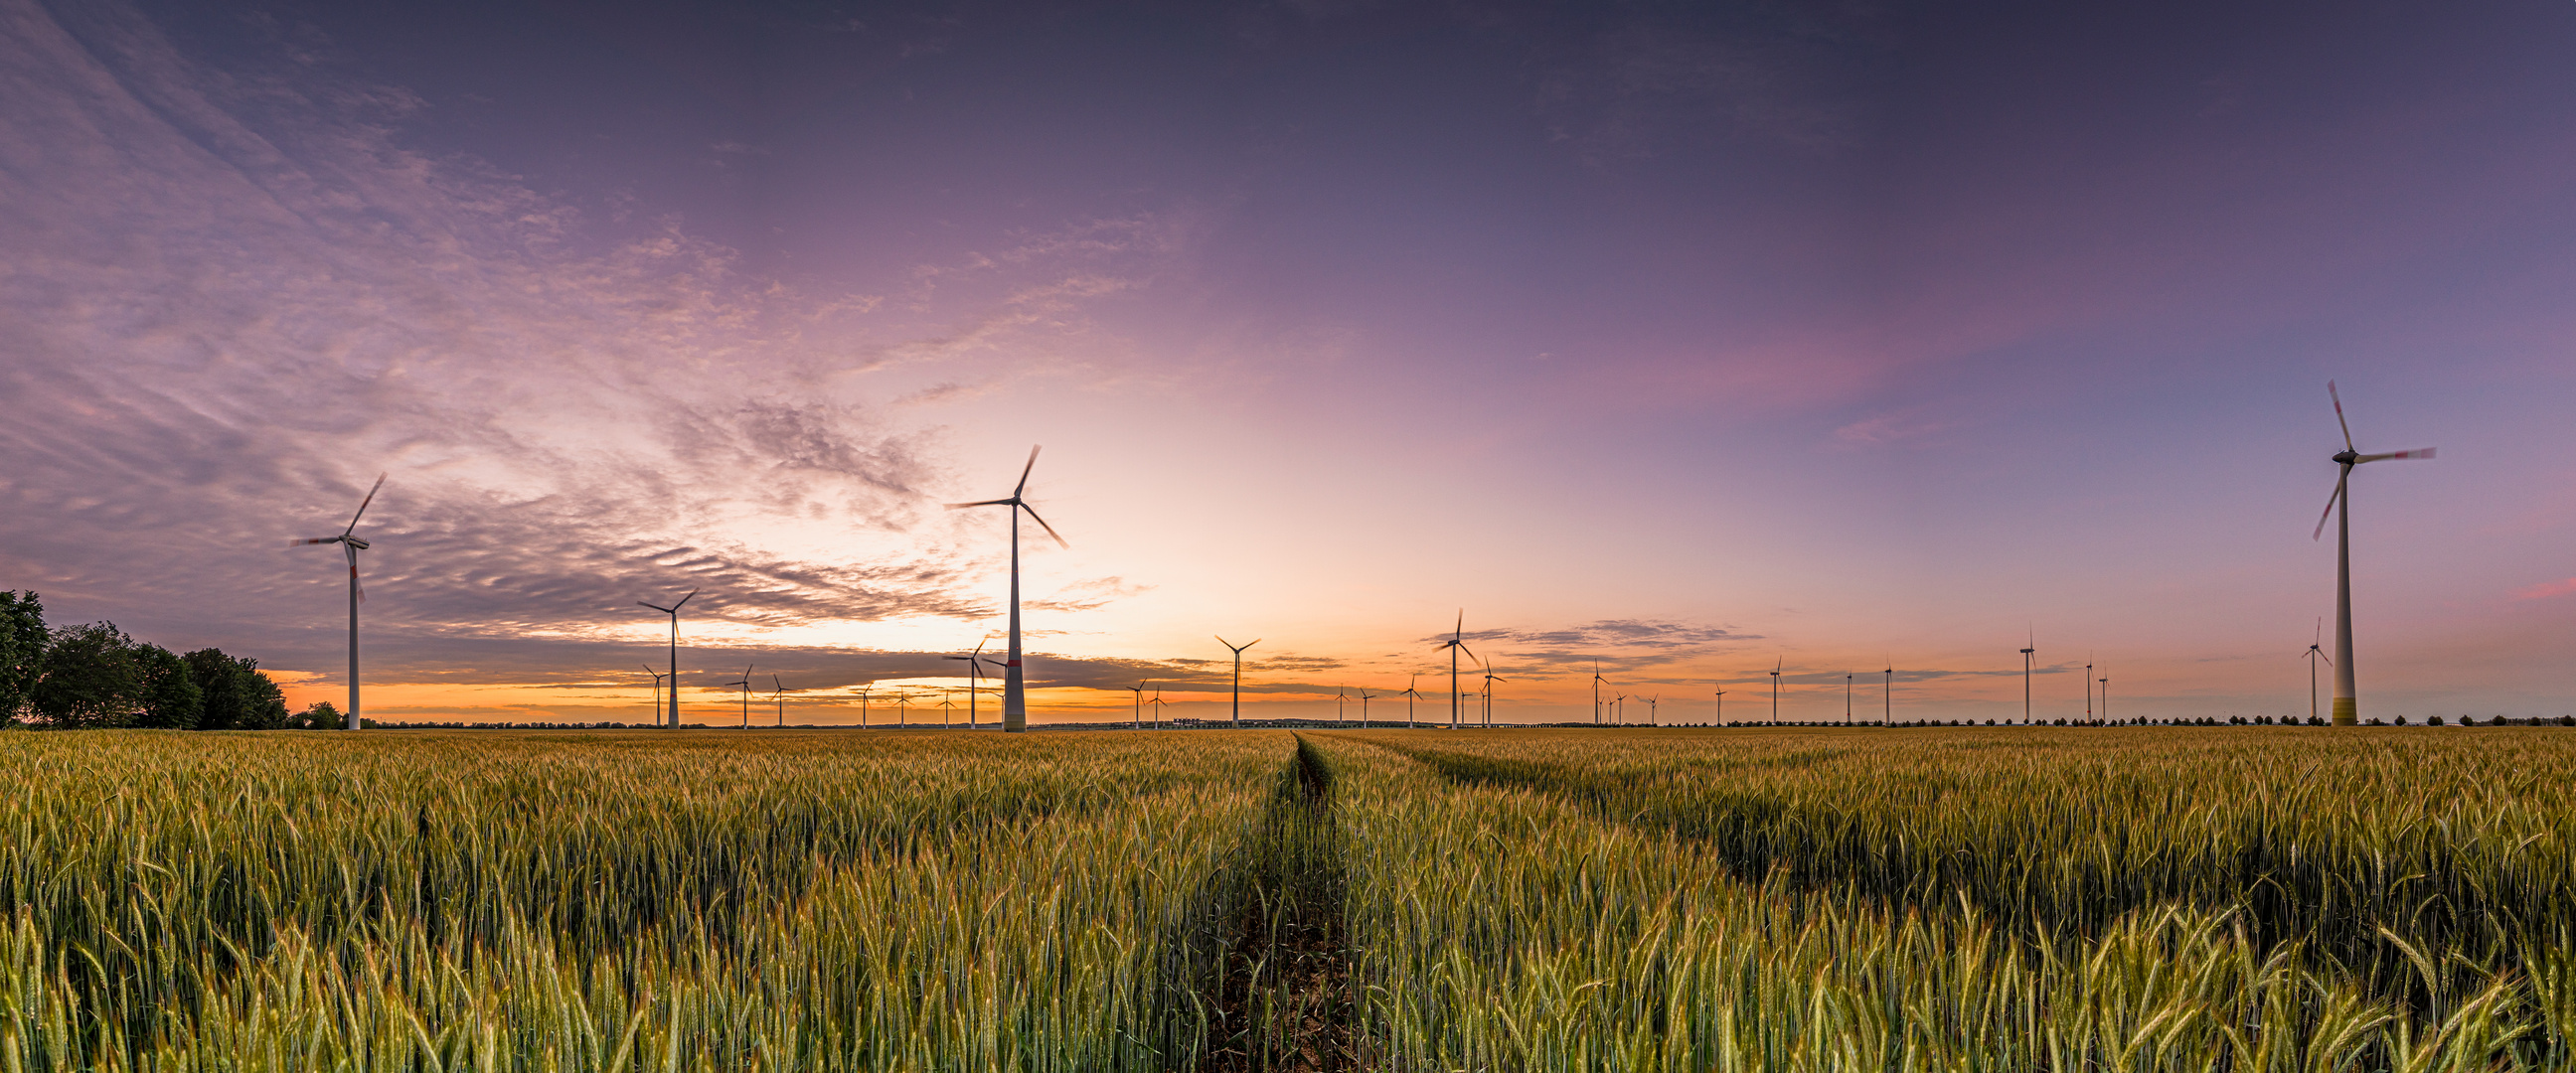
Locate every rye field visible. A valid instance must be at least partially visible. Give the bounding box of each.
[5,726,2574,1071]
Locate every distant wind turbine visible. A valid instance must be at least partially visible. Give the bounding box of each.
[1713,688,1725,725]
[2304,619,2332,724]
[939,690,956,729]
[1435,612,1477,730]
[858,684,873,728]
[947,446,1069,733]
[1591,661,1609,725]
[1480,659,1504,727]
[1402,674,1423,728]
[291,473,386,731]
[635,588,698,728]
[1335,686,1348,724]
[945,638,998,730]
[1647,693,1659,726]
[1356,687,1376,729]
[1845,673,1853,725]
[2314,382,2436,725]
[1148,686,1168,728]
[1612,692,1625,724]
[1770,659,1782,725]
[895,690,911,728]
[1882,657,1892,724]
[2100,672,2111,722]
[2086,652,2096,724]
[724,665,753,728]
[643,664,668,725]
[771,675,786,726]
[2019,629,2035,725]
[1216,636,1260,728]
[1126,680,1148,730]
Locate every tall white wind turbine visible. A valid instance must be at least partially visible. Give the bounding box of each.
[2303,618,2333,725]
[948,446,1069,733]
[2314,382,2436,726]
[636,588,698,728]
[1217,636,1261,727]
[291,473,386,731]
[1434,612,1477,730]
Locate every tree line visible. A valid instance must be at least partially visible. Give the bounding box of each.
[0,590,338,730]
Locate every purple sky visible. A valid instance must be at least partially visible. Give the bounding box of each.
[3,0,2571,724]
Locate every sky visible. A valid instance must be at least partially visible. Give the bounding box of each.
[3,0,2572,726]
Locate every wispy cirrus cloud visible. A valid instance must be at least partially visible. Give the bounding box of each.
[0,0,1163,681]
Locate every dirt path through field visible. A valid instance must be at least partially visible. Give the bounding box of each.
[1201,736,1356,1071]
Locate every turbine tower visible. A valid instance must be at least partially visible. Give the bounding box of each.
[771,676,786,726]
[2304,619,2332,724]
[1713,688,1725,725]
[2314,382,2436,725]
[1401,674,1423,728]
[2086,653,2095,724]
[1591,661,1608,724]
[291,473,386,731]
[635,588,698,728]
[1435,612,1476,730]
[948,446,1069,733]
[1216,636,1260,727]
[1356,687,1376,729]
[1769,659,1782,725]
[2019,630,2035,725]
[1480,659,1504,727]
[1882,658,1892,724]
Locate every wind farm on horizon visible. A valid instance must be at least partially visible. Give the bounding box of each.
[261,383,2519,732]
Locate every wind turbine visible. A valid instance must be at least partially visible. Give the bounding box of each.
[1770,659,1782,725]
[1356,687,1376,729]
[1647,693,1659,726]
[291,473,386,731]
[1149,686,1169,728]
[945,638,998,730]
[2314,382,2436,725]
[635,588,698,728]
[1881,658,1892,724]
[1401,674,1423,728]
[947,446,1069,733]
[771,676,786,726]
[2086,653,2096,724]
[895,690,911,728]
[1216,636,1260,728]
[724,665,753,728]
[2099,673,2111,722]
[858,684,873,728]
[1714,688,1725,725]
[1591,661,1608,724]
[939,690,956,729]
[1480,660,1504,727]
[1127,680,1148,730]
[1336,687,1348,724]
[2019,629,2035,725]
[1435,612,1477,730]
[1612,692,1626,724]
[2304,619,2332,724]
[1846,673,1853,725]
[643,664,668,725]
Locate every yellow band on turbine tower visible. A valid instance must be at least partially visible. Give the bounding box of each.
[2332,698,2357,726]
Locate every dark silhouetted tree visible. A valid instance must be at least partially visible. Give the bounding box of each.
[133,644,204,729]
[291,700,341,730]
[0,591,44,724]
[184,649,288,731]
[32,622,144,728]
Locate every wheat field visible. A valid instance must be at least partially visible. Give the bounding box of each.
[5,725,2572,1070]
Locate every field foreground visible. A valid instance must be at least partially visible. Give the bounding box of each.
[5,726,2574,1070]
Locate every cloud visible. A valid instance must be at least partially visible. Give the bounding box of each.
[2514,578,2576,601]
[0,0,1156,681]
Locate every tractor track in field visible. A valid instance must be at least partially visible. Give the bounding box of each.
[1200,736,1358,1072]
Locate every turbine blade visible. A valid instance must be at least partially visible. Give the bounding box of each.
[343,473,387,536]
[2358,447,2437,463]
[946,498,1015,509]
[1458,643,1477,663]
[1013,445,1042,497]
[2312,476,2345,541]
[1018,503,1069,548]
[673,588,699,610]
[2327,381,2355,452]
[291,536,340,546]
[638,601,673,613]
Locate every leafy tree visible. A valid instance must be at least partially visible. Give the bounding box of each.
[0,591,43,724]
[290,700,341,730]
[184,649,289,731]
[31,622,144,728]
[132,644,204,729]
